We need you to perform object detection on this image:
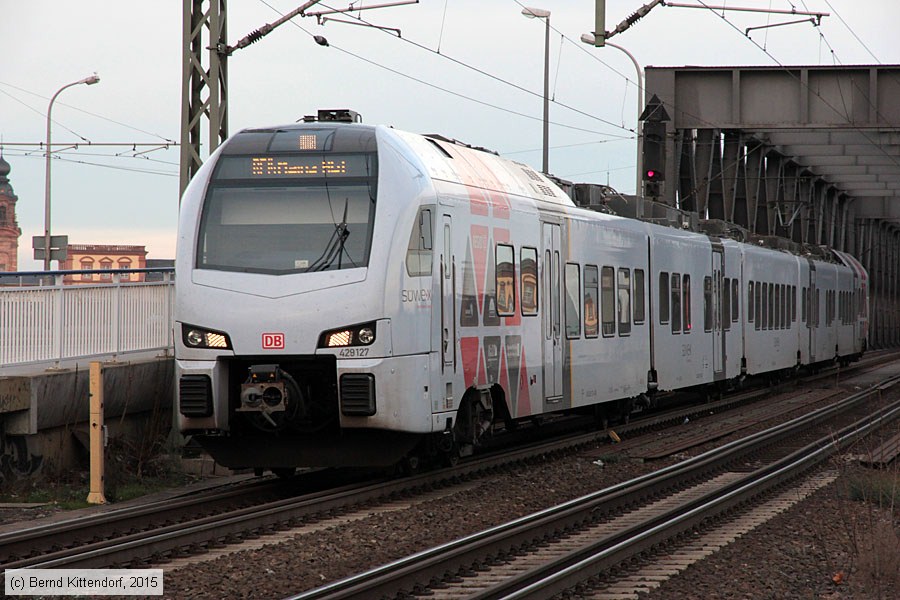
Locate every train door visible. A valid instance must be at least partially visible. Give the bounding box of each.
[851,273,859,352]
[808,264,817,362]
[712,248,725,378]
[440,214,456,374]
[542,222,563,402]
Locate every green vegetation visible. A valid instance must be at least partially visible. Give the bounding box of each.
[846,469,900,506]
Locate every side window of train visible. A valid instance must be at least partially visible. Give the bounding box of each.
[520,247,538,316]
[682,274,692,333]
[633,269,645,324]
[584,265,599,338]
[762,282,769,329]
[496,244,515,316]
[405,208,433,277]
[671,273,682,334]
[703,276,713,332]
[755,282,762,329]
[565,263,581,339]
[618,268,631,336]
[732,279,739,323]
[659,271,670,325]
[601,266,616,337]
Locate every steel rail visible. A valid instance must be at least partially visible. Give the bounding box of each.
[489,384,900,599]
[286,372,900,600]
[0,425,612,570]
[3,354,894,573]
[0,476,275,561]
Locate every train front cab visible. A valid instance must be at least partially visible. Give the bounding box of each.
[175,124,442,470]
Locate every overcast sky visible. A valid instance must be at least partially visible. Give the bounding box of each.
[2,0,897,270]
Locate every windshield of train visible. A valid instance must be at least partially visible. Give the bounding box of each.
[197,142,377,275]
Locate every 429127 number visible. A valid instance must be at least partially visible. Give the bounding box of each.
[338,348,369,358]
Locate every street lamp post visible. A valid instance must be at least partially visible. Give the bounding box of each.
[580,34,644,203]
[44,74,100,271]
[522,7,551,174]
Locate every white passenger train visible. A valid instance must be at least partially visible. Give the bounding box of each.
[175,116,868,472]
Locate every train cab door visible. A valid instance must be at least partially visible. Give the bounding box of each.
[541,222,563,403]
[440,214,456,374]
[808,264,817,362]
[712,248,725,378]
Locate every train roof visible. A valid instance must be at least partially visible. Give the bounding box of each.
[385,127,576,209]
[226,123,378,155]
[223,122,574,209]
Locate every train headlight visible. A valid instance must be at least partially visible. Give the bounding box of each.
[357,327,375,345]
[186,330,204,346]
[326,330,353,347]
[318,322,377,348]
[182,324,232,350]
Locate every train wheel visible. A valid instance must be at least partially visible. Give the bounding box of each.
[442,446,460,468]
[401,455,422,476]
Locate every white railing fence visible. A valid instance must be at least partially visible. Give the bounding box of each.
[0,269,174,371]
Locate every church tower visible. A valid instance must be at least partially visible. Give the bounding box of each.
[0,153,22,272]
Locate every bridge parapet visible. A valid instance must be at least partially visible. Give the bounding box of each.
[0,269,174,374]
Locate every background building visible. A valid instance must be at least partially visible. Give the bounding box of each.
[60,244,148,284]
[0,154,21,272]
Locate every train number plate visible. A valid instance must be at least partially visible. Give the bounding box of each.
[262,333,285,349]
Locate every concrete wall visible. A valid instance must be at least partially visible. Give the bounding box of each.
[0,357,173,480]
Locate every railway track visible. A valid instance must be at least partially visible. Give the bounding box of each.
[285,371,900,600]
[0,353,894,576]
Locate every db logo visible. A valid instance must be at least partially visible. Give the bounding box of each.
[262,333,285,350]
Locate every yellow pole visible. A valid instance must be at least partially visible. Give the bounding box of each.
[87,361,106,504]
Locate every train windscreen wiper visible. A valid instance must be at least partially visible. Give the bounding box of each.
[307,201,351,272]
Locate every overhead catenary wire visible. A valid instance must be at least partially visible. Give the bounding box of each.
[289,0,638,136]
[301,0,788,197]
[821,0,881,64]
[1,148,178,177]
[0,81,176,144]
[0,86,95,144]
[253,0,634,135]
[688,1,900,171]
[660,1,900,209]
[502,135,637,156]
